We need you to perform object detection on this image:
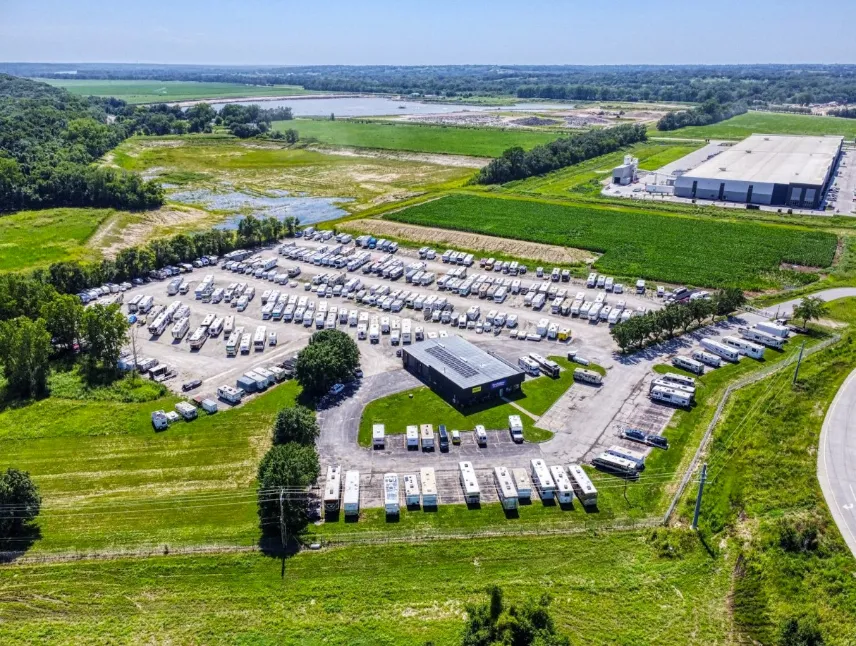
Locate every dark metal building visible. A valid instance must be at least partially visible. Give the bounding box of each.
[401,335,525,406]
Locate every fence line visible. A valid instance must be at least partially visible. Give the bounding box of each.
[662,333,841,525]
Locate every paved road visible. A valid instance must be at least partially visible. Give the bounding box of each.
[818,368,856,558]
[759,288,856,319]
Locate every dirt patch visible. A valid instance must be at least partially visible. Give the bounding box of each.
[307,145,488,169]
[779,262,824,273]
[342,218,597,265]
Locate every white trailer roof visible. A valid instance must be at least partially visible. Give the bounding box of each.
[343,470,360,505]
[567,464,597,496]
[383,473,399,506]
[459,461,480,496]
[420,467,437,496]
[323,465,341,502]
[549,465,573,493]
[403,474,420,497]
[494,467,518,499]
[530,459,555,489]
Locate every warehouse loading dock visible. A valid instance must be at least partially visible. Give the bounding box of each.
[401,335,524,406]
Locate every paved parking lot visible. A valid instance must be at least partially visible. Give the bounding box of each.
[120,238,786,509]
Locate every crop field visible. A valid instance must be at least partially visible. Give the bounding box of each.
[0,207,111,272]
[37,79,315,104]
[112,136,472,213]
[0,531,732,645]
[275,118,560,157]
[652,111,856,140]
[499,142,702,197]
[385,194,838,289]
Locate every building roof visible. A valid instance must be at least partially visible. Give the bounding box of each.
[682,134,842,186]
[404,335,522,390]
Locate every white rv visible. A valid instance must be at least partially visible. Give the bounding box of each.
[403,474,421,507]
[549,465,575,505]
[494,467,519,510]
[530,459,556,501]
[722,335,765,360]
[511,468,533,500]
[323,465,342,512]
[700,338,741,363]
[383,473,400,516]
[567,464,598,507]
[420,467,438,507]
[459,461,481,504]
[343,470,361,517]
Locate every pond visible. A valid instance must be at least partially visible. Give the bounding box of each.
[213,96,571,117]
[168,188,352,229]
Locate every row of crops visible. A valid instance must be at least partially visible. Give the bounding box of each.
[386,194,837,289]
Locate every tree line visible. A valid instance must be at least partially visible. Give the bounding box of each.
[610,289,746,352]
[15,62,856,105]
[476,124,647,185]
[827,107,856,119]
[656,100,748,131]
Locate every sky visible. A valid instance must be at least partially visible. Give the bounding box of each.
[1,0,855,66]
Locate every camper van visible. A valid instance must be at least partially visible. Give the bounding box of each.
[508,415,524,443]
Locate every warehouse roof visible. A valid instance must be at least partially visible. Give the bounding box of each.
[404,335,522,390]
[682,134,843,186]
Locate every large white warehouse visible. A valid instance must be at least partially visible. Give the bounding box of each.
[674,134,843,209]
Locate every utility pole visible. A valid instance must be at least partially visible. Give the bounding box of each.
[793,339,806,386]
[691,463,708,531]
[279,489,287,551]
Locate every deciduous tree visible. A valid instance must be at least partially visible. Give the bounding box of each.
[273,405,320,446]
[257,443,320,539]
[0,317,52,399]
[0,468,41,537]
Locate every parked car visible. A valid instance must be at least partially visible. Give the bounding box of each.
[182,379,202,392]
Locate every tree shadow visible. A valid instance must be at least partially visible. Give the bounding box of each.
[0,523,42,563]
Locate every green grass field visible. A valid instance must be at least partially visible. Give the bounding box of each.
[499,142,702,197]
[385,193,838,289]
[276,118,561,157]
[653,111,856,140]
[0,531,731,645]
[38,79,315,104]
[0,207,111,272]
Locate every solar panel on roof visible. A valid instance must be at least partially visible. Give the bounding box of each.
[425,345,478,378]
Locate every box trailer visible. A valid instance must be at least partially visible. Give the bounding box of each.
[420,467,438,507]
[511,468,532,500]
[383,473,400,516]
[700,338,740,363]
[567,464,598,507]
[323,465,342,512]
[530,459,556,501]
[549,465,575,505]
[343,470,360,517]
[403,474,421,507]
[201,399,218,414]
[739,326,785,350]
[673,355,705,375]
[459,462,481,504]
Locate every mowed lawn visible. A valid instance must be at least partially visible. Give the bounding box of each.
[0,207,108,272]
[0,532,732,645]
[274,118,560,157]
[0,380,301,554]
[652,111,856,140]
[38,79,315,104]
[385,193,838,289]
